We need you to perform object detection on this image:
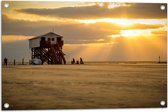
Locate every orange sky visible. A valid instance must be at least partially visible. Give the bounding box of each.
[2,2,167,61]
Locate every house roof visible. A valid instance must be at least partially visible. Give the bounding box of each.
[29,32,63,40]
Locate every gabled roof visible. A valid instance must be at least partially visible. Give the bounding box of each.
[29,32,63,40]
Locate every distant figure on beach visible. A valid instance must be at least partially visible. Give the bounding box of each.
[4,58,8,66]
[76,60,79,64]
[80,57,84,64]
[71,58,75,64]
[158,56,161,63]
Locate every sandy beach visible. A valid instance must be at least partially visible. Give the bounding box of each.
[2,63,167,110]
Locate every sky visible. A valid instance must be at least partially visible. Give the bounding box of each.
[1,1,167,62]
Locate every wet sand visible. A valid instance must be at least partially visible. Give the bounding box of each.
[2,63,167,110]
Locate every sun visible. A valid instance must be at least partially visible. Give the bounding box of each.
[121,30,137,37]
[117,20,133,26]
[101,18,134,26]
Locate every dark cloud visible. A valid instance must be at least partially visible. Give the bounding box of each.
[2,15,54,36]
[2,14,165,45]
[2,15,112,44]
[17,3,167,19]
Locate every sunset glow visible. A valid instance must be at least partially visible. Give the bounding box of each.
[2,2,167,61]
[121,30,152,37]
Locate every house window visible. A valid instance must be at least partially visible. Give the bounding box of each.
[48,38,51,41]
[52,38,55,41]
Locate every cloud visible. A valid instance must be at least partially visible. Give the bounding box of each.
[87,22,164,30]
[2,35,32,43]
[17,3,167,19]
[2,14,165,45]
[2,15,113,44]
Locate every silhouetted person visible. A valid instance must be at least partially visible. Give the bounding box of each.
[159,56,161,63]
[4,58,8,66]
[76,60,79,64]
[71,58,75,64]
[80,57,84,64]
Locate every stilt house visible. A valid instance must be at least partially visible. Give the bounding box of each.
[29,32,66,64]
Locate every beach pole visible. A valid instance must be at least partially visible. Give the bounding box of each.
[29,60,31,65]
[14,59,16,65]
[22,58,24,65]
[159,56,160,63]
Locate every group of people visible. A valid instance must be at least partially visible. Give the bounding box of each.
[71,58,84,64]
[4,57,84,65]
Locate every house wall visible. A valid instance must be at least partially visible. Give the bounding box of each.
[29,38,40,48]
[29,37,58,48]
